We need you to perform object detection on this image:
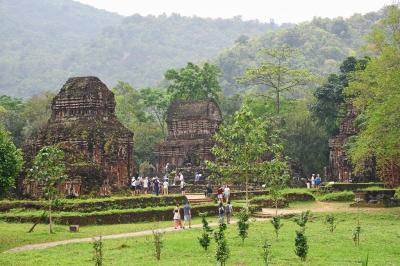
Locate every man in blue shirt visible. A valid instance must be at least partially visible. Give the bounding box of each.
[183,201,192,229]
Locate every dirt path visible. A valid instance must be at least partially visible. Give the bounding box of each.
[4,220,239,253]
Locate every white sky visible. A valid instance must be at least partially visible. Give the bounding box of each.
[75,0,392,23]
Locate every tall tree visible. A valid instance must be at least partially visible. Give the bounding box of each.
[310,57,369,135]
[238,46,314,114]
[165,62,221,101]
[345,5,400,187]
[206,105,288,209]
[28,146,67,233]
[140,87,170,139]
[0,126,23,198]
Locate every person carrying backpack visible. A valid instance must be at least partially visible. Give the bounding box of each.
[218,202,225,224]
[225,201,233,224]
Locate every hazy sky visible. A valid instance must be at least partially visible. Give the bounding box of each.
[75,0,392,23]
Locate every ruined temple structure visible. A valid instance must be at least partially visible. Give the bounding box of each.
[22,77,134,197]
[327,103,376,183]
[154,99,222,177]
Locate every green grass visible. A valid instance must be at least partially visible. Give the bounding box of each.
[0,216,219,252]
[1,209,399,265]
[319,191,355,202]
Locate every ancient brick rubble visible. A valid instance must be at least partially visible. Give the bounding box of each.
[154,99,222,175]
[22,77,134,197]
[327,103,375,182]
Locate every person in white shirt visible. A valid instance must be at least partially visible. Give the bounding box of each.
[143,176,149,194]
[163,180,169,195]
[180,180,186,196]
[130,176,136,196]
[224,185,231,203]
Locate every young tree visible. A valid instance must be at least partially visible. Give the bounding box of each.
[294,210,311,231]
[207,105,288,209]
[294,229,308,261]
[198,213,213,251]
[92,236,104,266]
[237,209,250,244]
[261,239,272,266]
[152,229,165,261]
[165,62,221,101]
[28,146,66,233]
[238,46,314,114]
[0,126,23,197]
[214,223,230,266]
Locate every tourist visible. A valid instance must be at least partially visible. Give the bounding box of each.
[135,176,142,195]
[217,186,224,203]
[315,174,321,188]
[180,180,186,196]
[179,172,184,184]
[143,176,149,194]
[173,204,182,229]
[154,177,160,196]
[225,201,233,224]
[204,182,212,197]
[174,173,179,186]
[311,174,315,188]
[163,179,169,195]
[183,201,192,229]
[306,176,311,189]
[130,176,136,196]
[224,185,230,203]
[218,202,225,224]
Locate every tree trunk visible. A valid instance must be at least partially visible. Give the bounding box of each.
[276,90,280,114]
[49,197,53,234]
[275,199,278,217]
[245,173,249,211]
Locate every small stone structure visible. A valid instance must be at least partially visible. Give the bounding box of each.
[22,77,134,197]
[327,104,376,182]
[154,99,222,176]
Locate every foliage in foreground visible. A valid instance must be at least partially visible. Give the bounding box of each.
[294,229,308,261]
[92,236,103,266]
[237,209,250,244]
[152,229,164,261]
[198,213,213,251]
[27,146,66,233]
[270,216,283,240]
[325,214,337,233]
[319,191,355,202]
[214,223,230,266]
[261,239,272,266]
[0,126,23,198]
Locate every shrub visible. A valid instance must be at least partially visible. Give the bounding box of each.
[261,239,271,266]
[92,236,103,266]
[395,189,400,200]
[237,209,250,244]
[270,216,283,240]
[152,229,164,261]
[294,229,308,261]
[319,191,355,202]
[198,213,213,251]
[293,210,311,229]
[250,196,288,208]
[214,223,229,266]
[325,214,337,233]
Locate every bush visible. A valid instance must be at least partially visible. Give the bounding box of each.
[293,210,311,229]
[395,189,400,200]
[198,213,213,251]
[261,239,271,265]
[237,210,250,244]
[270,216,283,240]
[319,191,355,202]
[152,229,164,261]
[92,236,103,266]
[294,229,308,261]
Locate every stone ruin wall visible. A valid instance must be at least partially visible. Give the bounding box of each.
[154,100,222,177]
[327,103,376,183]
[21,77,134,197]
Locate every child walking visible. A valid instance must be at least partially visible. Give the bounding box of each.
[173,204,182,229]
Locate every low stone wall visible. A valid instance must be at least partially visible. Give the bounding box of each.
[323,182,384,192]
[352,189,397,207]
[0,195,187,213]
[282,192,315,202]
[1,205,218,226]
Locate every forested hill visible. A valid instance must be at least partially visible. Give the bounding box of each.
[217,11,383,95]
[0,0,277,97]
[0,0,123,97]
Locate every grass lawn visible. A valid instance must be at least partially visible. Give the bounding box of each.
[1,207,399,265]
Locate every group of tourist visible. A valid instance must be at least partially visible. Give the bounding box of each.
[172,202,192,229]
[130,172,186,196]
[216,185,230,203]
[306,174,321,189]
